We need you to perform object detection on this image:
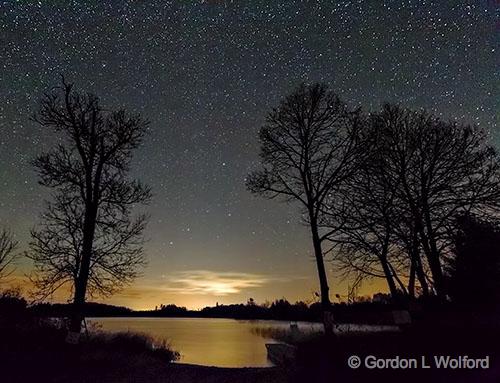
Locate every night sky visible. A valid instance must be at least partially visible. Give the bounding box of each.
[1,1,498,309]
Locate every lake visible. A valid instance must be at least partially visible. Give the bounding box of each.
[89,317,322,367]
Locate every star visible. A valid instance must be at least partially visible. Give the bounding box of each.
[0,0,497,308]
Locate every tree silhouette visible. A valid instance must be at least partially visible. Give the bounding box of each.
[325,123,405,298]
[246,83,362,333]
[447,214,500,308]
[376,105,500,297]
[0,229,18,282]
[27,78,151,336]
[328,104,499,299]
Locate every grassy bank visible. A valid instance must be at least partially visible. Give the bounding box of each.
[0,297,180,382]
[1,318,287,383]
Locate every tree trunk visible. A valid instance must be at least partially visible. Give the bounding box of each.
[407,219,430,297]
[419,229,444,297]
[380,256,399,298]
[415,220,444,297]
[408,259,416,298]
[389,262,408,296]
[425,249,444,296]
[309,215,333,335]
[69,203,98,336]
[421,202,445,297]
[400,176,444,296]
[414,254,430,297]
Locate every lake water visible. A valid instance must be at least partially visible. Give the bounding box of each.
[89,317,322,367]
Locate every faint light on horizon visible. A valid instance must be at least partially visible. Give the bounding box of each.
[162,270,273,296]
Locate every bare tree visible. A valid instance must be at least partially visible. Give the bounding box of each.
[27,78,151,336]
[381,105,500,297]
[325,104,499,300]
[323,118,415,299]
[246,83,362,333]
[346,104,500,298]
[0,229,18,282]
[325,147,403,298]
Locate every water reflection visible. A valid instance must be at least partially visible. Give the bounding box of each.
[90,317,319,367]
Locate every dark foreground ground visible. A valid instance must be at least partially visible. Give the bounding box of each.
[2,328,499,383]
[0,313,286,383]
[3,359,289,383]
[2,304,500,383]
[3,352,499,383]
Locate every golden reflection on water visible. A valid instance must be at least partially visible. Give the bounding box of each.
[90,317,303,367]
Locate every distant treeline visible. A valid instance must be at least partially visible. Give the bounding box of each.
[30,299,326,321]
[27,296,442,324]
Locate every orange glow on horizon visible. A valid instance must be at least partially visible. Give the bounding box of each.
[5,270,389,311]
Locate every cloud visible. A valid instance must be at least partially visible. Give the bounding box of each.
[162,270,276,296]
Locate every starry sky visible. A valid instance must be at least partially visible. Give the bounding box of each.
[0,1,498,309]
